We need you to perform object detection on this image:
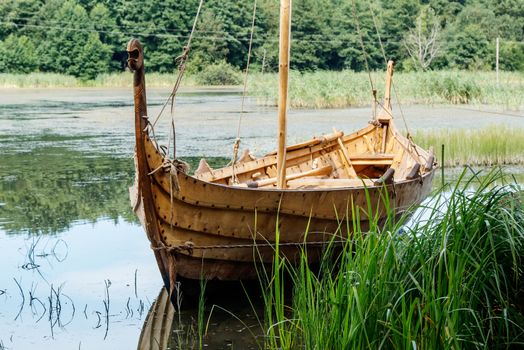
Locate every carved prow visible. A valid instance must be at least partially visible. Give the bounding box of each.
[127,39,175,302]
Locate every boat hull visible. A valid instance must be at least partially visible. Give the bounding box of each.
[133,135,435,281]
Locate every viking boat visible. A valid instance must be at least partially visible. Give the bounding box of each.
[128,0,436,297]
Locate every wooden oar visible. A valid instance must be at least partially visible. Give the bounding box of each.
[238,164,333,188]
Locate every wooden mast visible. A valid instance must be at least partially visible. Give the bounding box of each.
[276,0,292,189]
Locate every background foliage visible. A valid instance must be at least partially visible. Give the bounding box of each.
[0,0,522,80]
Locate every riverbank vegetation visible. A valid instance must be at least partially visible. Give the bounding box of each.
[256,169,524,349]
[250,70,524,109]
[414,126,524,167]
[1,70,523,110]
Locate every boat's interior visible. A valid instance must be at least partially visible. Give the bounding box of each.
[193,119,434,189]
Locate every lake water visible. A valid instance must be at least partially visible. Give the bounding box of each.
[1,88,523,349]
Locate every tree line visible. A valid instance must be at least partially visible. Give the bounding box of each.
[0,0,522,80]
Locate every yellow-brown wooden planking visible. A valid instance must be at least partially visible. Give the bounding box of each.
[127,38,437,298]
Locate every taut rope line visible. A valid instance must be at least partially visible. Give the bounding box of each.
[231,0,258,183]
[149,0,205,147]
[351,0,380,121]
[368,0,411,137]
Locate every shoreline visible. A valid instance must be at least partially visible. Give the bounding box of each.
[2,70,523,110]
[1,86,523,115]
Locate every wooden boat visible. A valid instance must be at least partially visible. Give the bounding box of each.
[128,1,436,297]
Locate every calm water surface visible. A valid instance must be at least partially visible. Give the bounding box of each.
[1,88,523,349]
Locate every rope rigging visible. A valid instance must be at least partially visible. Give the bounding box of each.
[149,0,205,159]
[351,0,376,114]
[230,0,258,184]
[351,0,413,141]
[368,0,412,138]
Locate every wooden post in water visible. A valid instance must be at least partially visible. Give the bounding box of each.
[496,37,500,86]
[276,0,292,189]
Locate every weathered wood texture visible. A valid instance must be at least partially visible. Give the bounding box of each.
[129,39,436,285]
[276,0,292,189]
[140,127,434,280]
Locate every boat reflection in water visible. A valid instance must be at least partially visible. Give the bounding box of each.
[137,282,264,350]
[137,288,175,350]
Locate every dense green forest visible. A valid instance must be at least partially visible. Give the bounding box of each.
[0,0,523,80]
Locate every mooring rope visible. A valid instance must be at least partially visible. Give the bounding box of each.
[151,239,351,255]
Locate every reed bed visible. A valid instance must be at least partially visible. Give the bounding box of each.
[257,169,524,349]
[413,125,524,166]
[93,72,199,88]
[249,70,524,109]
[0,72,199,88]
[2,71,523,111]
[0,73,80,88]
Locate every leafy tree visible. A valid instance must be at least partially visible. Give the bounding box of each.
[333,0,385,71]
[499,41,524,71]
[428,0,463,28]
[76,32,112,80]
[289,0,327,70]
[252,0,279,72]
[89,3,122,70]
[444,25,491,70]
[0,35,38,73]
[380,0,421,68]
[191,9,231,69]
[30,0,111,78]
[0,0,44,39]
[113,0,199,72]
[0,0,523,76]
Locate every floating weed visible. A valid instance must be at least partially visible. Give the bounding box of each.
[102,279,111,339]
[28,283,46,322]
[13,277,24,321]
[48,283,75,338]
[5,271,155,344]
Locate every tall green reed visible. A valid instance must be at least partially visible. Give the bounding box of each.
[413,126,524,166]
[260,168,524,349]
[249,70,524,109]
[3,71,523,111]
